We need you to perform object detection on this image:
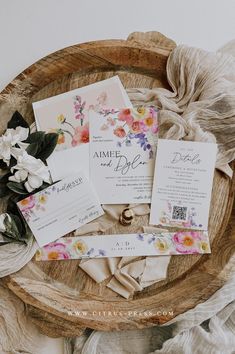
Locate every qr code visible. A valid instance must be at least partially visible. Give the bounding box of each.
[172,206,187,221]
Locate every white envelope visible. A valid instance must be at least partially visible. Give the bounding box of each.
[47,144,90,181]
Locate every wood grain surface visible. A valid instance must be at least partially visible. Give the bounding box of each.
[1,32,234,337]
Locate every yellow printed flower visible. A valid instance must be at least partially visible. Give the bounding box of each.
[144,116,154,126]
[160,216,167,224]
[133,106,149,120]
[57,114,66,124]
[39,194,47,204]
[73,240,88,255]
[154,238,169,253]
[182,235,194,247]
[47,251,60,260]
[35,249,42,261]
[199,241,210,253]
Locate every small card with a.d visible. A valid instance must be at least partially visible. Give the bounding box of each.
[17,172,104,246]
[35,230,211,261]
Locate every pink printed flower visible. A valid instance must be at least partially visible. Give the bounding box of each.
[18,195,35,212]
[44,242,70,260]
[101,123,109,130]
[97,91,107,105]
[131,120,141,133]
[75,113,85,120]
[107,117,116,126]
[113,126,126,138]
[182,221,192,228]
[71,123,89,146]
[173,231,201,254]
[151,123,159,134]
[117,109,134,126]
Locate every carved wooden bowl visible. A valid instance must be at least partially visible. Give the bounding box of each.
[1,32,235,337]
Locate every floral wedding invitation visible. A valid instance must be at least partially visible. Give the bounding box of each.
[33,76,132,181]
[150,139,217,230]
[89,107,159,204]
[17,172,104,246]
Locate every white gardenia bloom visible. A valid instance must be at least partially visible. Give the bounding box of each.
[9,150,50,192]
[0,213,10,232]
[0,126,29,165]
[25,175,43,192]
[8,169,28,182]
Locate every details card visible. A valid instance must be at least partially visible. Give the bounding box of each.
[35,230,211,261]
[17,173,104,246]
[89,107,159,204]
[150,139,217,230]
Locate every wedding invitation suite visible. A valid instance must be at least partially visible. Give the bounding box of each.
[17,172,104,246]
[89,107,159,204]
[150,139,217,230]
[35,230,211,261]
[33,76,132,181]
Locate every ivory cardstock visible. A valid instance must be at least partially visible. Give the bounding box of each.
[89,107,159,204]
[35,230,211,261]
[150,139,217,230]
[33,76,132,181]
[17,172,104,247]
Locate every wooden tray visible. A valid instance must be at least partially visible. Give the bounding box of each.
[1,32,235,338]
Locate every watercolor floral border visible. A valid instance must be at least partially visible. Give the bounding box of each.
[35,231,210,261]
[98,106,159,159]
[159,201,203,229]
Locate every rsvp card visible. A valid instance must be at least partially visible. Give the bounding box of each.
[150,139,217,230]
[17,172,104,246]
[89,107,159,204]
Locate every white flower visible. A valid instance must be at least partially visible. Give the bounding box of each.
[9,150,50,192]
[0,126,29,165]
[0,213,10,232]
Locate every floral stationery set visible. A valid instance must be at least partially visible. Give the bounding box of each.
[0,76,217,260]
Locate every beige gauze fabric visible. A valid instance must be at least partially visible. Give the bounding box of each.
[127,44,235,177]
[76,204,170,299]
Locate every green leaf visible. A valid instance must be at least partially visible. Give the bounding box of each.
[6,196,21,214]
[8,156,17,169]
[10,214,24,235]
[7,181,28,195]
[2,214,20,242]
[0,173,11,197]
[0,185,9,197]
[26,131,45,144]
[0,160,8,169]
[36,133,58,161]
[7,111,29,129]
[0,172,11,183]
[7,198,27,233]
[2,212,31,244]
[26,142,39,156]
